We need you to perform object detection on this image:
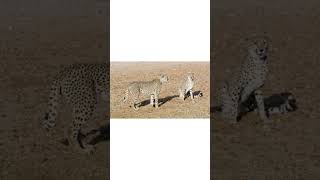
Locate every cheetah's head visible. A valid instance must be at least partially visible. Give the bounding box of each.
[159,74,169,83]
[246,36,271,61]
[187,73,194,81]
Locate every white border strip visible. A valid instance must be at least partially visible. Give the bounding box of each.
[110,0,210,62]
[110,118,210,180]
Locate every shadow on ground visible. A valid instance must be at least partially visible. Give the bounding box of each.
[137,95,180,108]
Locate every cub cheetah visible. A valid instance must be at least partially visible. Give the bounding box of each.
[179,73,195,102]
[122,74,168,110]
[221,35,271,123]
[42,63,108,153]
[238,92,297,120]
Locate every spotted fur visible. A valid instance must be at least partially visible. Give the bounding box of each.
[221,36,271,123]
[179,73,195,102]
[122,74,168,110]
[42,63,108,153]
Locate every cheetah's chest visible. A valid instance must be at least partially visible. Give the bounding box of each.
[228,61,267,99]
[240,62,267,87]
[183,80,194,93]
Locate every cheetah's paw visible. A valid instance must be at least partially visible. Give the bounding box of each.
[81,144,96,155]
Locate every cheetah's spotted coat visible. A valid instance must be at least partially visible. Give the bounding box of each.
[122,75,169,110]
[42,63,108,153]
[221,36,271,123]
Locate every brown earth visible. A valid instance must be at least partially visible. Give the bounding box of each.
[212,0,320,179]
[3,0,320,179]
[0,16,109,179]
[111,62,210,118]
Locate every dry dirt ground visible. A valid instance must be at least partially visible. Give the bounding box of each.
[110,62,210,118]
[0,16,109,179]
[212,0,320,179]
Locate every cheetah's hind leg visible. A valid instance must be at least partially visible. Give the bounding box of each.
[221,82,238,123]
[154,94,159,108]
[67,86,97,154]
[189,89,196,103]
[150,94,155,107]
[179,89,185,101]
[69,105,96,154]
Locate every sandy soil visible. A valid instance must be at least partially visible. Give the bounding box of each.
[0,16,109,179]
[110,62,210,118]
[212,0,320,179]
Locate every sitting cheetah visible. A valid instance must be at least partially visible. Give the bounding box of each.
[238,92,298,120]
[178,73,195,102]
[42,63,108,153]
[122,74,168,110]
[221,35,271,123]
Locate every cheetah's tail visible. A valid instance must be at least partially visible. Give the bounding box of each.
[122,89,129,102]
[42,79,61,130]
[211,81,228,113]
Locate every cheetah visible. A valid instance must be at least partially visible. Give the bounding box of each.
[122,74,168,110]
[41,63,108,153]
[221,35,271,123]
[178,73,195,102]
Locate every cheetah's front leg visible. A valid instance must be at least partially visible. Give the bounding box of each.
[179,89,185,100]
[189,89,195,103]
[154,94,159,108]
[240,81,264,104]
[150,94,155,107]
[254,90,268,122]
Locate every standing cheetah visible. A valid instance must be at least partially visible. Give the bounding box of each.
[122,74,168,110]
[42,63,108,153]
[221,36,271,123]
[178,73,195,102]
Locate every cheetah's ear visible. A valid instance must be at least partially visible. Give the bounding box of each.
[241,33,272,49]
[265,36,272,51]
[261,33,272,45]
[240,36,255,49]
[260,33,273,52]
[190,73,195,79]
[242,34,260,46]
